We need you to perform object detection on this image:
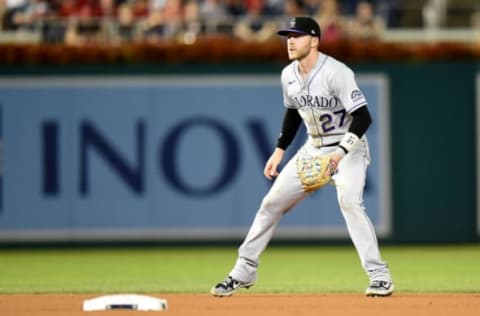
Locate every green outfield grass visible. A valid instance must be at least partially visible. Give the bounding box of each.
[0,245,479,294]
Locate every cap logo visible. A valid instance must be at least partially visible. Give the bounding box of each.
[311,30,315,34]
[289,19,296,28]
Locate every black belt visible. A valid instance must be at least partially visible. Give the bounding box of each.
[323,141,340,147]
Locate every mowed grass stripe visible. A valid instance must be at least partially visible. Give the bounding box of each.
[0,245,478,293]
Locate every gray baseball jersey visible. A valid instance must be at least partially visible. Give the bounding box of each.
[281,52,367,146]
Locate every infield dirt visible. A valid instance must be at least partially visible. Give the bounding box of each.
[1,293,480,316]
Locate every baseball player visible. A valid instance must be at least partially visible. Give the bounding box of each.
[210,16,393,297]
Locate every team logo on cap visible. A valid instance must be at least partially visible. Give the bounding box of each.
[311,30,315,35]
[289,18,296,28]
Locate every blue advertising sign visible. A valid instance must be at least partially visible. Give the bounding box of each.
[0,76,390,241]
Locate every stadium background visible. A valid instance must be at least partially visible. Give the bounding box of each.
[0,53,478,245]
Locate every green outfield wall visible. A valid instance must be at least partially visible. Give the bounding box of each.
[356,62,477,243]
[0,61,478,243]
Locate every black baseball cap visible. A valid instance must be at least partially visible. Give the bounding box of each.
[277,17,321,38]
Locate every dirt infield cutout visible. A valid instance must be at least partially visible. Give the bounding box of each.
[1,293,479,316]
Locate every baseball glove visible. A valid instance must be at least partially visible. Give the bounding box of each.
[296,156,337,192]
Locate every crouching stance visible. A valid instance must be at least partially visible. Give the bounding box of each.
[211,16,393,298]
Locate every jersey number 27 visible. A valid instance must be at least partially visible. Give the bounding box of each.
[319,109,347,132]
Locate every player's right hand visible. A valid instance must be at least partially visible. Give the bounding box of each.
[264,148,285,180]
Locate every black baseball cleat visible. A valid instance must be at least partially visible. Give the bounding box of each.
[365,280,394,297]
[210,276,256,297]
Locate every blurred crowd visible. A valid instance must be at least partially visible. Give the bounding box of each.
[0,0,478,46]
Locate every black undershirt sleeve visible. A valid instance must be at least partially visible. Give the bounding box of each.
[276,108,302,150]
[348,105,372,138]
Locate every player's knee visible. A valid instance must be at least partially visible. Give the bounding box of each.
[259,195,283,216]
[338,195,362,214]
[260,195,276,211]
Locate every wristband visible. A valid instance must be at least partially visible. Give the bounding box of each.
[339,132,359,153]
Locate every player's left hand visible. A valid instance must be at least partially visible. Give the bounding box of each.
[327,150,344,176]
